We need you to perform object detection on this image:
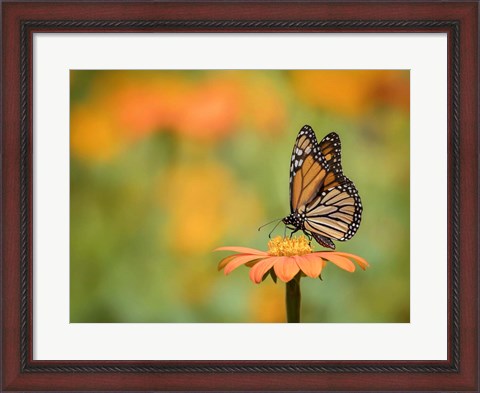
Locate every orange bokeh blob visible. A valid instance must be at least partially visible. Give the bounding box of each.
[176,77,242,140]
[290,70,409,116]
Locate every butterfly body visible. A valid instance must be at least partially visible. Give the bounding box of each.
[282,125,362,250]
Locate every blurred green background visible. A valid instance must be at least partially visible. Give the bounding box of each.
[70,70,410,323]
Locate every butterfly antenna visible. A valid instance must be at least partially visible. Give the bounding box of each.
[268,219,283,239]
[258,218,282,232]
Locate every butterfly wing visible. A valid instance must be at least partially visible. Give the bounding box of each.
[288,125,362,248]
[311,233,336,250]
[304,181,362,243]
[317,132,346,188]
[289,125,330,212]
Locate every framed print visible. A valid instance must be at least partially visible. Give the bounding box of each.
[1,1,478,392]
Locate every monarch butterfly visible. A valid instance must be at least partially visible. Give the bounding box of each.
[282,125,362,249]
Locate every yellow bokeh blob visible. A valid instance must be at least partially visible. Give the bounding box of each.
[249,283,285,322]
[243,74,288,136]
[70,104,125,162]
[158,160,263,257]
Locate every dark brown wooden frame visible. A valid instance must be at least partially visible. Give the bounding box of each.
[1,1,478,392]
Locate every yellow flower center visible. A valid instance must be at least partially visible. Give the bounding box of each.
[267,236,313,256]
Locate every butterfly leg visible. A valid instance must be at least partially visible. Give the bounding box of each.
[303,231,313,245]
[289,229,299,239]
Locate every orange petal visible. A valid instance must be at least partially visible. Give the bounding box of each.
[322,253,355,272]
[219,255,262,270]
[223,254,268,275]
[334,252,370,270]
[273,256,300,282]
[245,259,263,267]
[218,254,240,271]
[294,254,323,278]
[214,246,268,255]
[249,257,277,284]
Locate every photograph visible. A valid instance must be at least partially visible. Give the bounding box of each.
[70,70,410,323]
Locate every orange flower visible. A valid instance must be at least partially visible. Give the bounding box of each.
[216,236,369,284]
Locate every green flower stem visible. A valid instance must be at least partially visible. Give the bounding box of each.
[286,276,301,323]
